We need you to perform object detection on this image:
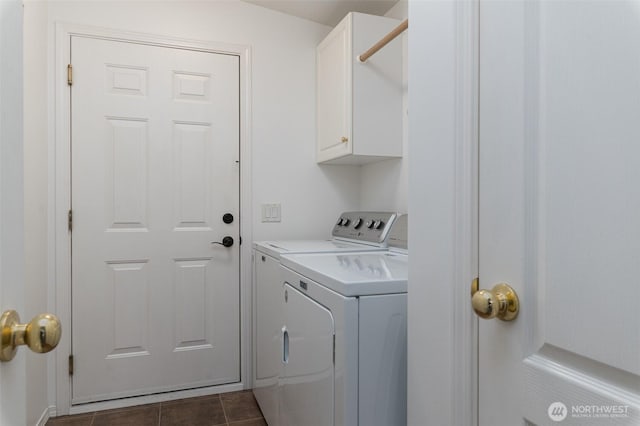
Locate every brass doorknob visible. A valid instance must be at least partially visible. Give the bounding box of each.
[0,310,62,362]
[471,281,519,321]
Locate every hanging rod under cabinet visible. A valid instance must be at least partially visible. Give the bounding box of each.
[358,19,408,63]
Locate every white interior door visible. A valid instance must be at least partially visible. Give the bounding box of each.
[71,36,240,403]
[0,1,26,424]
[479,1,640,424]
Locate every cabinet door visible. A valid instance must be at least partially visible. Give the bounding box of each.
[317,16,352,163]
[280,284,335,426]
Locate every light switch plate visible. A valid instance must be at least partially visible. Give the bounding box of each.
[261,203,281,223]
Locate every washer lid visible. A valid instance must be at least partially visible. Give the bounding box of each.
[281,251,408,296]
[253,239,385,259]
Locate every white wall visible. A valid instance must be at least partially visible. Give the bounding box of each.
[23,0,360,416]
[359,0,408,213]
[407,1,456,421]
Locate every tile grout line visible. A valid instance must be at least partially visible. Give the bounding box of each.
[219,394,230,426]
[228,415,264,424]
[157,402,162,426]
[228,418,266,425]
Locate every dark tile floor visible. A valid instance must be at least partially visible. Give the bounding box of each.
[46,390,266,426]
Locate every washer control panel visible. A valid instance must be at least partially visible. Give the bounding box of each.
[331,212,397,244]
[387,214,408,249]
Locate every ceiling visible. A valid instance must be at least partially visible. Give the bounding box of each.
[241,0,399,27]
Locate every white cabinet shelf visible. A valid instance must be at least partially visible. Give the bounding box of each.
[316,12,403,165]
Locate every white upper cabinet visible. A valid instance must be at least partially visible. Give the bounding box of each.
[316,12,403,165]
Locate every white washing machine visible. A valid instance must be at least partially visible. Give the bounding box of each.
[278,215,408,426]
[252,212,398,426]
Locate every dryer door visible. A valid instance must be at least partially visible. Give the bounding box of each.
[280,283,335,426]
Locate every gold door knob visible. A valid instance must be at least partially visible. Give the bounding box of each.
[0,310,62,362]
[341,136,349,143]
[471,281,519,321]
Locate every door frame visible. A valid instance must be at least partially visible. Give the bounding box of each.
[407,1,478,425]
[53,23,253,416]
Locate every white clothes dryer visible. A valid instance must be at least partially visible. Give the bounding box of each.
[278,215,408,426]
[252,212,397,425]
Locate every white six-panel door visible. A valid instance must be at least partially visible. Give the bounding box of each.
[479,1,640,425]
[71,36,240,403]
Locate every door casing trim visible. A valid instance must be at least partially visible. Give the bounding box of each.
[53,22,253,415]
[407,1,478,425]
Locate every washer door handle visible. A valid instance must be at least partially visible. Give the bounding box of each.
[282,326,289,364]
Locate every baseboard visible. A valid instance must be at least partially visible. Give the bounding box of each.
[36,406,55,426]
[67,382,246,415]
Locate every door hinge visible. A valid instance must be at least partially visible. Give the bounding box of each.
[68,209,73,232]
[68,354,74,376]
[67,64,73,86]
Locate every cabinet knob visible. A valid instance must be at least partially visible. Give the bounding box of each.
[341,136,349,143]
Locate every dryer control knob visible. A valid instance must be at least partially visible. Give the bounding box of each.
[373,220,384,229]
[366,220,374,228]
[353,218,363,229]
